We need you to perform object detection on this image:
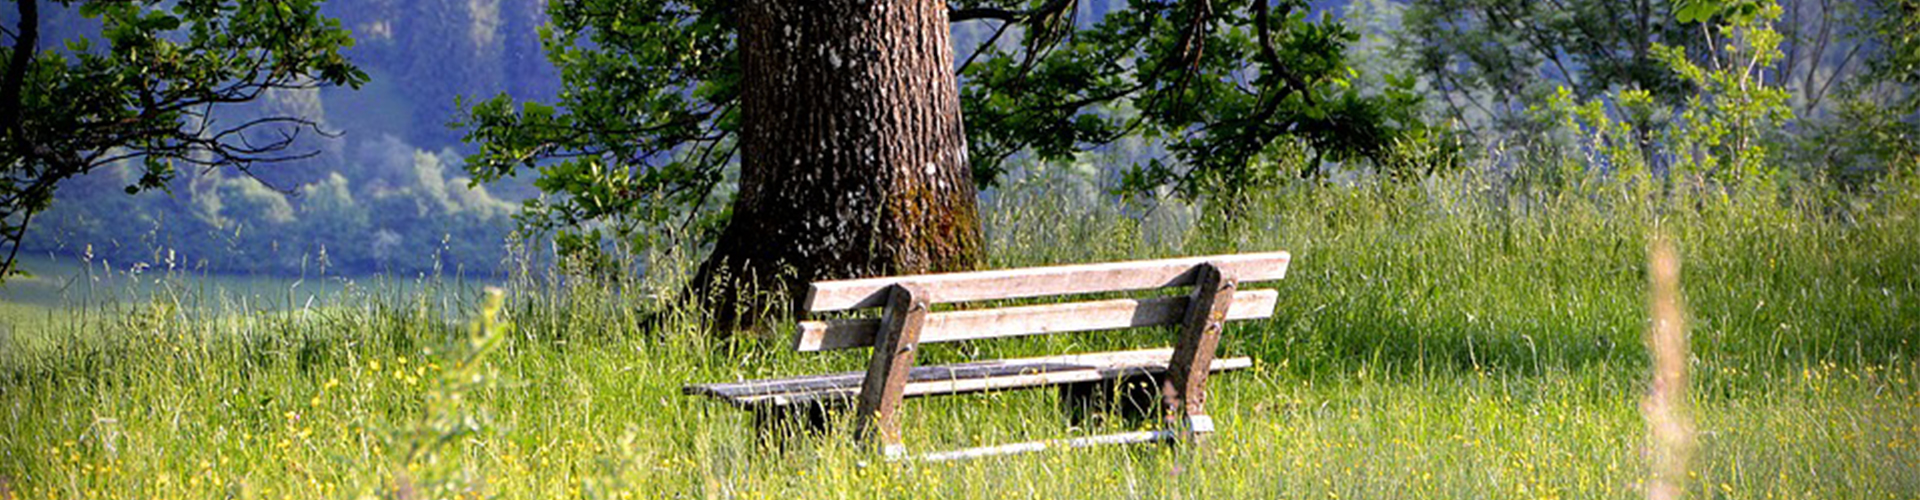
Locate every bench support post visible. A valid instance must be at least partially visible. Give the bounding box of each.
[854,283,928,457]
[1163,262,1236,439]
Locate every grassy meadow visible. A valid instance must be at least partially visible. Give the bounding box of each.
[1,172,1917,499]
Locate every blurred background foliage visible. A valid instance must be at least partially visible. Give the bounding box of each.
[11,0,558,276]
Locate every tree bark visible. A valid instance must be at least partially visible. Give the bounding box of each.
[696,0,982,329]
[2,0,39,138]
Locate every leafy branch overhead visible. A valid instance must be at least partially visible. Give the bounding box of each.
[1673,0,1766,23]
[958,0,1432,197]
[458,0,1433,255]
[0,0,367,277]
[456,1,738,257]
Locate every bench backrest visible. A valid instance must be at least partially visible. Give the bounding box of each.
[794,251,1292,351]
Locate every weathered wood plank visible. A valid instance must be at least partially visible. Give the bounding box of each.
[803,251,1291,312]
[793,289,1279,351]
[682,348,1253,408]
[739,356,1251,408]
[853,284,927,451]
[911,430,1181,462]
[1164,262,1234,423]
[684,360,1096,399]
[689,350,1177,399]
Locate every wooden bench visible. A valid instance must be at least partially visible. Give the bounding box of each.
[683,251,1291,460]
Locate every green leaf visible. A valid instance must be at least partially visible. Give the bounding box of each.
[522,101,556,119]
[144,14,183,31]
[1675,0,1724,24]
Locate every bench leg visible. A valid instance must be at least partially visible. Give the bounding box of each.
[1060,375,1162,428]
[854,284,928,457]
[1164,262,1235,441]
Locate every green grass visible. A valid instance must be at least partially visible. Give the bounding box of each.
[1,173,1916,499]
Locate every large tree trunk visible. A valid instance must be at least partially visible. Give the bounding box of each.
[696,0,983,329]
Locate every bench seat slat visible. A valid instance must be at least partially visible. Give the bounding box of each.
[795,290,1278,351]
[682,348,1253,409]
[804,251,1290,312]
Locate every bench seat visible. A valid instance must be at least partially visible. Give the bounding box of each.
[683,347,1252,409]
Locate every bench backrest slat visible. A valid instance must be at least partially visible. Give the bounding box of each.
[795,290,1278,351]
[803,251,1291,313]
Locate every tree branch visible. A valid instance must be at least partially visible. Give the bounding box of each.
[950,0,1075,23]
[956,18,1016,76]
[1,0,39,143]
[2,204,33,279]
[1254,1,1313,108]
[1807,41,1865,114]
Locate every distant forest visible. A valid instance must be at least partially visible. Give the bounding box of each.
[19,0,561,276]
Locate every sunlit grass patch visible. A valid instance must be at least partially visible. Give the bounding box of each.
[2,174,1916,498]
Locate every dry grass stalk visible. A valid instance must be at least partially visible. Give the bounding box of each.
[1643,233,1695,500]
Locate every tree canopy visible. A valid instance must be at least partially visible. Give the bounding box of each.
[0,0,367,277]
